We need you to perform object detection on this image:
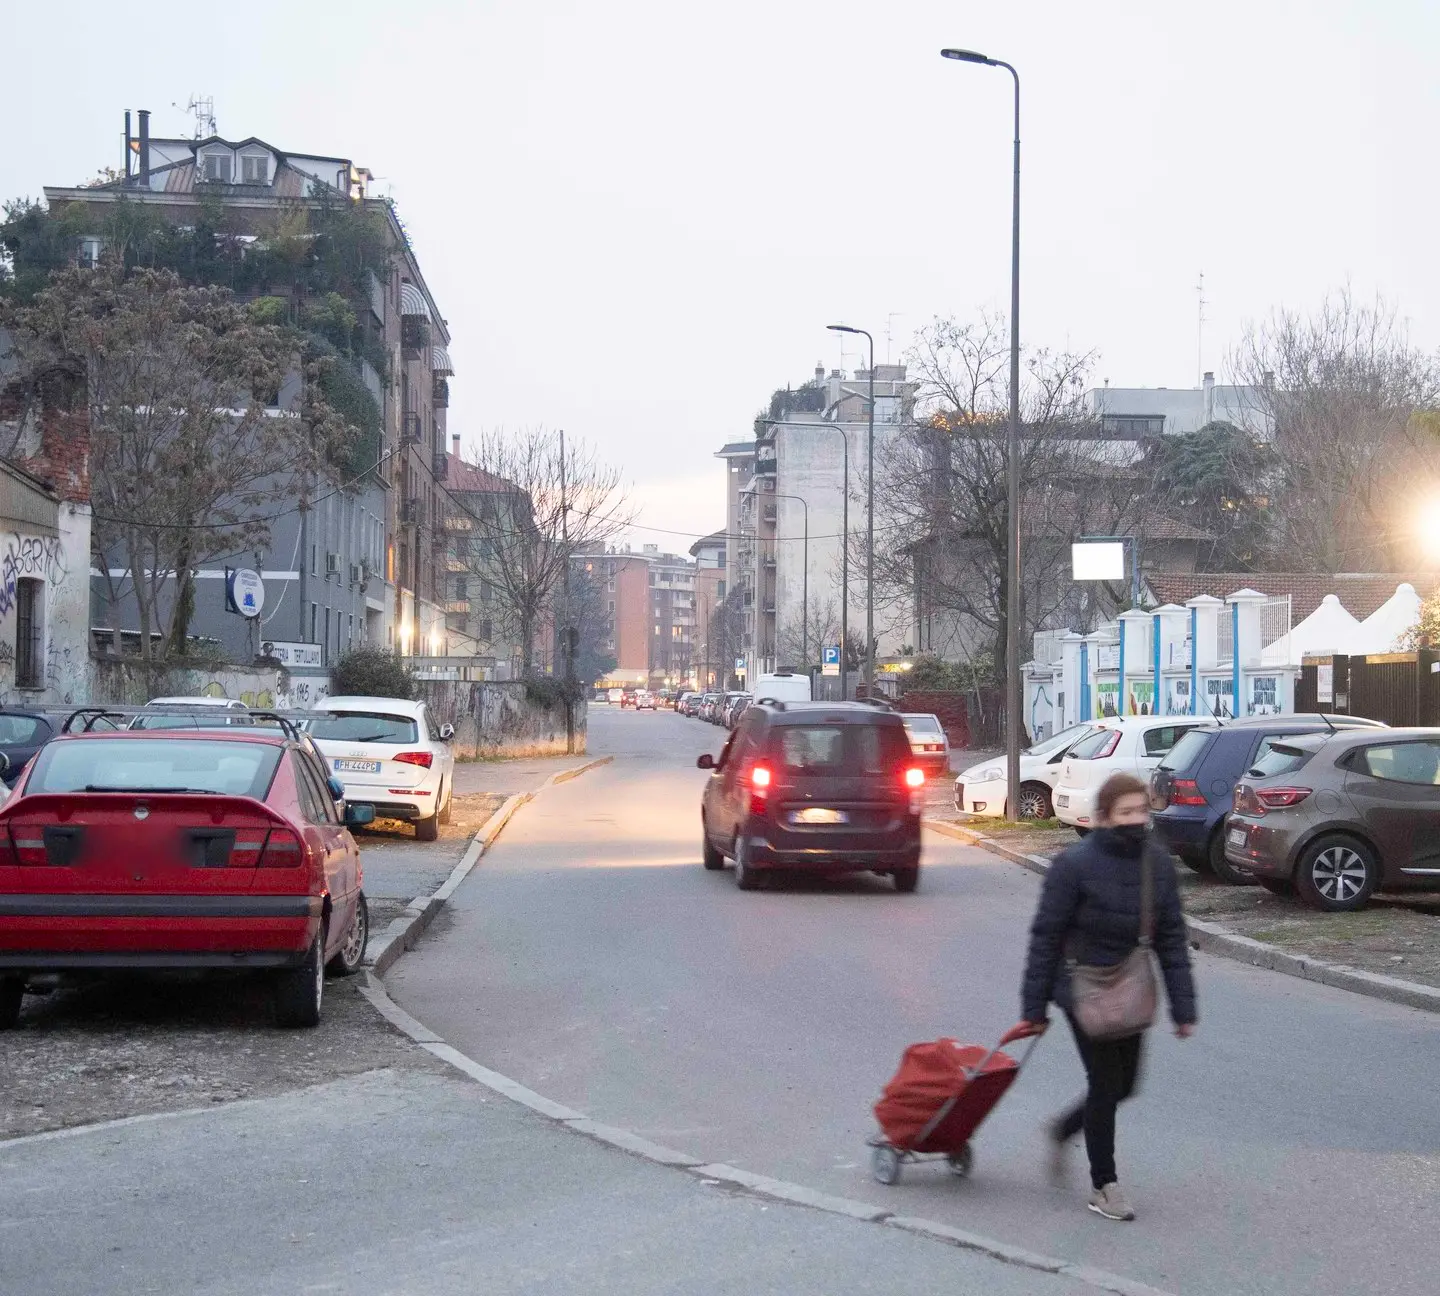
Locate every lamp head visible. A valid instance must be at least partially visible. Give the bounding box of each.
[941,47,996,65]
[827,323,858,335]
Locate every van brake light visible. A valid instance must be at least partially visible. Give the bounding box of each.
[904,767,926,789]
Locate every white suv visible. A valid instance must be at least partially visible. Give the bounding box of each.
[1053,716,1211,833]
[306,696,456,841]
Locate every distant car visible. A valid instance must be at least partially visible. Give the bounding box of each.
[1226,727,1440,910]
[636,691,657,711]
[714,691,746,725]
[620,690,638,710]
[725,694,753,729]
[608,688,624,705]
[677,691,697,715]
[698,692,722,721]
[0,720,374,1030]
[1053,716,1210,833]
[753,671,811,704]
[953,722,1097,820]
[0,710,62,788]
[697,700,925,892]
[1150,714,1387,884]
[900,713,950,776]
[304,696,456,842]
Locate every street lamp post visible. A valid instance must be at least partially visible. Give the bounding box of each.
[941,46,1023,822]
[827,324,875,697]
[741,488,809,666]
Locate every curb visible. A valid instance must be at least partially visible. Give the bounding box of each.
[356,973,1177,1296]
[365,756,615,976]
[923,817,1440,1015]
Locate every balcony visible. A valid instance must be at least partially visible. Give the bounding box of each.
[401,315,430,355]
[433,377,450,408]
[402,412,424,443]
[400,498,422,526]
[761,505,777,524]
[755,451,777,476]
[432,450,448,481]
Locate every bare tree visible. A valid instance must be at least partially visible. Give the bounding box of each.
[1230,289,1440,572]
[459,428,631,677]
[1,264,344,660]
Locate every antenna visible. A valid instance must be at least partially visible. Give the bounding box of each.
[1196,270,1207,386]
[884,312,904,364]
[183,95,217,139]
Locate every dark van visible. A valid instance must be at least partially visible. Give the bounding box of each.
[697,701,924,892]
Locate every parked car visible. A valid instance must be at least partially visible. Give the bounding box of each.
[0,719,373,1031]
[676,691,697,715]
[698,700,925,892]
[953,722,1097,820]
[1053,716,1211,833]
[636,691,657,711]
[1150,714,1387,884]
[0,709,62,789]
[725,694,753,729]
[716,691,748,725]
[620,689,638,709]
[900,713,950,776]
[1225,727,1440,911]
[608,688,624,705]
[304,696,456,842]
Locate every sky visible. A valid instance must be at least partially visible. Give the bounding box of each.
[5,0,1437,554]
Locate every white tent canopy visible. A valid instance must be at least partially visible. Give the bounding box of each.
[1261,594,1363,666]
[1353,583,1422,654]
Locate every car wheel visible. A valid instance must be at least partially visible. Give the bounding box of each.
[274,930,324,1028]
[1258,877,1295,898]
[438,782,452,825]
[0,977,23,1030]
[1207,824,1257,887]
[892,864,920,893]
[1294,835,1379,912]
[1017,783,1053,820]
[415,811,440,842]
[1176,848,1210,874]
[734,835,761,891]
[326,894,369,976]
[701,816,725,870]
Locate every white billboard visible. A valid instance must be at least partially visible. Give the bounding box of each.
[1071,541,1125,581]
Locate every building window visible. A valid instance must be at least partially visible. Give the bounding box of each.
[309,602,318,644]
[455,577,468,599]
[79,237,102,268]
[310,543,318,576]
[478,619,493,642]
[241,155,269,184]
[324,608,332,661]
[14,579,42,689]
[202,153,232,183]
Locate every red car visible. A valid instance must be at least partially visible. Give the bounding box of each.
[0,717,373,1030]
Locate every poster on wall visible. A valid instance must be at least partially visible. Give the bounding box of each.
[1204,677,1236,719]
[1095,681,1120,718]
[1028,683,1055,743]
[1166,678,1190,715]
[1248,675,1280,716]
[1126,681,1156,716]
[1317,664,1334,704]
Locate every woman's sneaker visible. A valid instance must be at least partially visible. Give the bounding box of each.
[1088,1183,1136,1221]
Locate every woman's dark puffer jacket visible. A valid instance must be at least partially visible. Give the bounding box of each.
[1021,829,1198,1026]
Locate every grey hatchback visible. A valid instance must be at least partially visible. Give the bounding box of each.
[697,701,924,892]
[1224,726,1440,910]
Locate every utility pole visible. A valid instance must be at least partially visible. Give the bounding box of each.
[559,430,576,754]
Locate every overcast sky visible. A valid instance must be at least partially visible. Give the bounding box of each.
[6,0,1436,552]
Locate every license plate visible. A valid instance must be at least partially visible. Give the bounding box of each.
[334,759,381,774]
[1056,794,1069,808]
[1227,826,1247,848]
[791,807,848,825]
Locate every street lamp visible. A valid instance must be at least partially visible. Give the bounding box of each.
[827,323,875,697]
[741,488,809,666]
[940,46,1023,822]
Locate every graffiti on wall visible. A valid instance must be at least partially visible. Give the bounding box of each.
[0,534,69,616]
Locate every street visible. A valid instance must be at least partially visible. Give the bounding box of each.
[389,706,1440,1296]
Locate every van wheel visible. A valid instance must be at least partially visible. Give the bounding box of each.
[1017,783,1053,820]
[1208,824,1257,886]
[274,931,324,1028]
[0,978,23,1030]
[893,865,920,893]
[1295,835,1378,911]
[734,837,761,891]
[415,812,439,842]
[702,817,725,870]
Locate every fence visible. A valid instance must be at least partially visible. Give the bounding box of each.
[1296,651,1440,726]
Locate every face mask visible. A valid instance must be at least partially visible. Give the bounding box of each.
[1109,822,1148,852]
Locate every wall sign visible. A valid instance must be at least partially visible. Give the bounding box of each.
[225,568,265,619]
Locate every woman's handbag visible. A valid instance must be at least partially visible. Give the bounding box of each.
[1068,851,1158,1040]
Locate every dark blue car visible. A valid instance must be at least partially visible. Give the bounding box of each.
[1149,714,1386,884]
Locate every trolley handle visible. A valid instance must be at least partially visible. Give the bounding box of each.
[968,1022,1045,1079]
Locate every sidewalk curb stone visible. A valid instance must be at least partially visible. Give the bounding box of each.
[924,817,1440,1015]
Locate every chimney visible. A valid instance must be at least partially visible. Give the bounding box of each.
[452,432,460,459]
[814,364,824,383]
[124,110,133,180]
[1202,370,1215,425]
[137,109,151,186]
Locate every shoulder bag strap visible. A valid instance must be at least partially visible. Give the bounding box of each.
[1138,845,1155,948]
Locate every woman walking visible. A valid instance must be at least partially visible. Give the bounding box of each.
[1019,771,1197,1221]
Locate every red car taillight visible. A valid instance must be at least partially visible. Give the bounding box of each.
[1256,786,1312,810]
[1168,778,1207,807]
[7,822,51,866]
[394,751,434,769]
[749,765,771,815]
[258,827,305,867]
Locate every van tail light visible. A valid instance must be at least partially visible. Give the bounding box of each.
[394,751,434,769]
[1168,778,1207,807]
[904,767,926,789]
[1256,786,1312,810]
[258,828,305,867]
[749,765,771,816]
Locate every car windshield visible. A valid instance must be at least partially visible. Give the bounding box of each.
[775,723,911,776]
[27,738,281,797]
[1026,723,1093,758]
[1159,728,1214,772]
[308,712,420,744]
[1248,742,1312,779]
[903,716,943,735]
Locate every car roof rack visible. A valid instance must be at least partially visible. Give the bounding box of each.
[60,706,303,742]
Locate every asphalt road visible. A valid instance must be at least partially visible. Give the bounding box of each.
[390,706,1440,1296]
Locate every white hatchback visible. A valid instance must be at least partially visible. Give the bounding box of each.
[953,722,1097,820]
[305,696,456,841]
[1053,716,1211,832]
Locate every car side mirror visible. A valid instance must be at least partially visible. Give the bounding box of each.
[327,775,345,801]
[439,723,455,741]
[0,752,9,775]
[344,803,376,827]
[696,753,715,770]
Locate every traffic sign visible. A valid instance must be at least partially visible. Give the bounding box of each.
[822,645,841,677]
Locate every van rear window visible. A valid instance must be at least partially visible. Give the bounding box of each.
[776,724,911,775]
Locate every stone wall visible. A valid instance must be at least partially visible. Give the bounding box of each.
[415,679,585,759]
[89,658,284,708]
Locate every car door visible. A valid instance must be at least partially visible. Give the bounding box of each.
[709,722,753,844]
[291,750,357,955]
[1342,739,1440,879]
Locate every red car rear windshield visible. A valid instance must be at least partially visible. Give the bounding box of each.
[775,724,911,775]
[26,738,282,798]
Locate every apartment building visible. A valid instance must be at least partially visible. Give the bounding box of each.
[41,109,455,666]
[573,543,702,688]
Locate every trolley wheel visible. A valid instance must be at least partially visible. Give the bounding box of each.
[870,1144,902,1185]
[946,1145,974,1178]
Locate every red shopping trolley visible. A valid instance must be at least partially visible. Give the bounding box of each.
[867,1022,1043,1184]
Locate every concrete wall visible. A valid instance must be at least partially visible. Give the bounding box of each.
[415,679,585,759]
[89,658,284,707]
